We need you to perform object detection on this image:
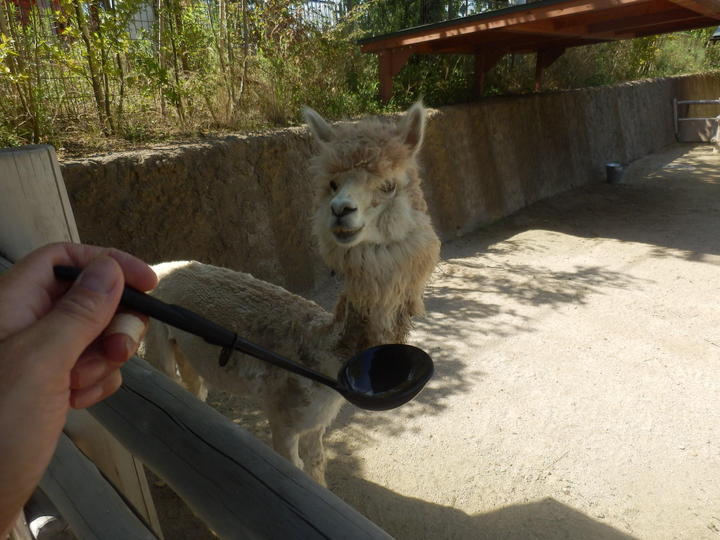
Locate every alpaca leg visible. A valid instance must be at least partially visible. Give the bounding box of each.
[143,321,182,383]
[299,427,327,486]
[269,424,303,471]
[173,343,208,402]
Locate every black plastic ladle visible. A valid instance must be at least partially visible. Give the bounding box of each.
[54,266,434,411]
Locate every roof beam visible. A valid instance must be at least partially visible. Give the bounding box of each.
[512,3,701,38]
[632,15,718,34]
[360,0,651,52]
[414,29,604,54]
[510,37,610,54]
[509,20,628,40]
[666,0,720,17]
[590,7,707,32]
[550,0,681,30]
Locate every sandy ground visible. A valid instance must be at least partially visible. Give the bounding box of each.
[152,143,720,539]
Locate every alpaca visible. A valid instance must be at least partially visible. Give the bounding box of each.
[142,103,440,485]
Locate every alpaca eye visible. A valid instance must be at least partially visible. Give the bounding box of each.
[380,181,396,193]
[329,181,338,192]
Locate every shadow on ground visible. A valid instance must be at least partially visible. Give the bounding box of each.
[150,463,636,540]
[328,463,636,540]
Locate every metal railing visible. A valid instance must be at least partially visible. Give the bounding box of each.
[673,98,720,142]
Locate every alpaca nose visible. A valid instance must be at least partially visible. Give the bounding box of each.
[331,201,357,218]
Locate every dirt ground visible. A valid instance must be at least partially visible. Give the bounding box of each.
[151,143,720,539]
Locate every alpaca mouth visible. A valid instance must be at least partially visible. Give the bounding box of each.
[332,225,364,243]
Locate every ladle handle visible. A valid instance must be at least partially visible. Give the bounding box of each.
[53,265,236,348]
[53,266,340,389]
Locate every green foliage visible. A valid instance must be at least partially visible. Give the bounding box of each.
[0,122,22,146]
[1,0,720,153]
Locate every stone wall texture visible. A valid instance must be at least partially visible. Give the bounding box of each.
[60,73,720,293]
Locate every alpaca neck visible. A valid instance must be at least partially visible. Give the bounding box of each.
[335,292,413,353]
[332,218,440,352]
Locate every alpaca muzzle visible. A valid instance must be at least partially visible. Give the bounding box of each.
[332,224,364,243]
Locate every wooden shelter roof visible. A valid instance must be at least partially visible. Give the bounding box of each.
[358,0,720,100]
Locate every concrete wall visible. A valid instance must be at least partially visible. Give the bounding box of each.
[60,73,720,293]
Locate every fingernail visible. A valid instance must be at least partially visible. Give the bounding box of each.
[77,256,120,294]
[104,313,145,345]
[122,335,137,358]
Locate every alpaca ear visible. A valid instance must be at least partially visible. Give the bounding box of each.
[303,107,334,144]
[399,101,426,154]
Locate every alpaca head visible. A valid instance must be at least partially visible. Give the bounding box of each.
[304,103,440,344]
[304,102,429,253]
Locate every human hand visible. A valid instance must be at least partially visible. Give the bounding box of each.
[0,242,157,535]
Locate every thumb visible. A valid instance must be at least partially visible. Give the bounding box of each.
[26,256,124,368]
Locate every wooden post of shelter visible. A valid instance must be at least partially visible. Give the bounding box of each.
[0,145,163,539]
[473,49,505,97]
[379,47,412,102]
[534,47,565,92]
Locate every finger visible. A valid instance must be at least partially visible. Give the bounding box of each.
[13,242,157,297]
[70,369,123,409]
[103,312,148,359]
[0,243,157,340]
[70,352,116,390]
[20,256,124,371]
[70,312,146,389]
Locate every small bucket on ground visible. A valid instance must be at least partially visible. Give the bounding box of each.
[606,162,624,183]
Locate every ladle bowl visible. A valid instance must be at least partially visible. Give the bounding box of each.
[337,345,433,410]
[54,266,434,410]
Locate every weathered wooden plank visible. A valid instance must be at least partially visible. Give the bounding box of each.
[39,434,157,540]
[89,356,393,540]
[63,414,164,537]
[0,145,79,261]
[0,144,163,538]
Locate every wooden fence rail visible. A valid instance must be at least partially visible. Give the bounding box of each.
[90,356,392,540]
